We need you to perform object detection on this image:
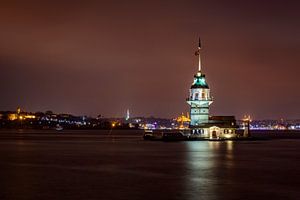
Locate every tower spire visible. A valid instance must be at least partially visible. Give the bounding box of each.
[198,37,201,72]
[195,37,202,72]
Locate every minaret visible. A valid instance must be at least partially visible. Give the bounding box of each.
[186,38,213,127]
[125,109,130,121]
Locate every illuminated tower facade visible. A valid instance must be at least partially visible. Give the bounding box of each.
[186,39,213,126]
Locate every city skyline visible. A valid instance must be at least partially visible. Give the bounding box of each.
[0,1,300,119]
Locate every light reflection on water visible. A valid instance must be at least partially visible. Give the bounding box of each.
[225,141,234,165]
[184,141,236,200]
[185,142,216,200]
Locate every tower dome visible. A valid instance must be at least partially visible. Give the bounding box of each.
[191,72,209,89]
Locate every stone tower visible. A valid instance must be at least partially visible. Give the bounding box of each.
[186,39,213,127]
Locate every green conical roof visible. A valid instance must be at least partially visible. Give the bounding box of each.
[191,72,209,89]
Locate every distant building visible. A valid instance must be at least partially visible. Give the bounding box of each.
[125,109,130,121]
[186,39,240,139]
[7,107,36,121]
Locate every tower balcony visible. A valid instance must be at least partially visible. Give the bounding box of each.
[187,96,213,106]
[186,97,213,101]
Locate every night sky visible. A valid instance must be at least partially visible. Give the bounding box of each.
[0,0,299,119]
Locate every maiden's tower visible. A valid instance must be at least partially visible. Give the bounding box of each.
[186,39,239,139]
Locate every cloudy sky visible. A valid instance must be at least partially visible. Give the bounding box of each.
[0,0,299,119]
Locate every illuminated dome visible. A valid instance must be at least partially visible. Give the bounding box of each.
[191,72,209,89]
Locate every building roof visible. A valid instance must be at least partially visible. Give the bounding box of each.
[191,116,239,128]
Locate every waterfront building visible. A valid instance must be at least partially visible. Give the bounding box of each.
[175,113,190,129]
[6,107,36,121]
[186,39,240,139]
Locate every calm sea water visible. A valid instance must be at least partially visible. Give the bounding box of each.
[0,130,299,200]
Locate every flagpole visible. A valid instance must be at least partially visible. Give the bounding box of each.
[198,38,201,72]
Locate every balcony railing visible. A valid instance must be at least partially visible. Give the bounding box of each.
[186,97,213,101]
